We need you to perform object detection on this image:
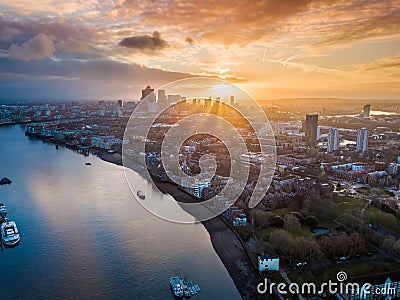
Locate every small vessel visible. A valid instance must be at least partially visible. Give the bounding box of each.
[0,203,6,217]
[1,220,20,246]
[137,190,145,200]
[187,281,197,295]
[180,278,192,298]
[170,276,184,298]
[85,162,92,166]
[0,177,12,185]
[183,285,191,298]
[170,276,200,298]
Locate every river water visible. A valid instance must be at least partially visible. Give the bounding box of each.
[0,125,241,300]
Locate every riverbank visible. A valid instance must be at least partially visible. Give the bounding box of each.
[98,152,267,300]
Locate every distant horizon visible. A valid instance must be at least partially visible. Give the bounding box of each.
[1,97,399,104]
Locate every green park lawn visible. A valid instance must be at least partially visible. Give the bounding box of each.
[257,195,400,241]
[271,207,291,216]
[257,224,313,241]
[365,206,400,234]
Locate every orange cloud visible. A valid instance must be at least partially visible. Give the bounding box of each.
[363,53,400,71]
[110,0,399,47]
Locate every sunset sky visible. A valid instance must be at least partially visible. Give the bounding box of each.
[0,0,399,100]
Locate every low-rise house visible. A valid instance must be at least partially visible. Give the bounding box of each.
[223,206,247,227]
[258,255,279,272]
[91,135,116,150]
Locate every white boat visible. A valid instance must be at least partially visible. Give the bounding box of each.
[1,221,20,246]
[0,203,6,217]
[137,190,145,200]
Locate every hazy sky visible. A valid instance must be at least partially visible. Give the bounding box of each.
[0,0,399,100]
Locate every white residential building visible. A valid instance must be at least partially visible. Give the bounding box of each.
[357,127,368,153]
[327,127,339,153]
[258,256,279,272]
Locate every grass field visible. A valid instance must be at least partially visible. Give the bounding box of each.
[365,206,400,234]
[258,195,400,242]
[258,196,370,240]
[257,224,313,240]
[271,207,291,216]
[356,187,393,197]
[332,195,366,212]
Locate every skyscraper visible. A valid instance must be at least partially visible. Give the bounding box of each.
[357,127,368,153]
[230,96,235,106]
[157,89,168,110]
[363,104,371,117]
[327,128,339,153]
[141,85,155,102]
[157,89,167,104]
[167,94,181,104]
[211,97,221,114]
[204,97,212,111]
[305,113,318,150]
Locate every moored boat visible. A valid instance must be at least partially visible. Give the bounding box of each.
[170,276,184,298]
[137,190,145,200]
[1,220,20,246]
[0,203,6,217]
[170,276,200,298]
[187,281,197,295]
[183,285,191,298]
[0,177,12,185]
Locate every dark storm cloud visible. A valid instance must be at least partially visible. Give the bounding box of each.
[0,17,97,58]
[119,31,168,51]
[0,57,192,100]
[0,17,96,43]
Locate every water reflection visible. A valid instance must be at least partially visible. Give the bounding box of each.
[0,125,241,300]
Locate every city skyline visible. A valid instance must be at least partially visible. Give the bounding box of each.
[0,0,399,100]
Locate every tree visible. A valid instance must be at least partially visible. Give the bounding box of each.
[290,211,305,223]
[382,237,396,252]
[304,216,319,226]
[393,240,400,254]
[349,233,367,255]
[317,233,366,258]
[269,229,296,257]
[338,209,365,232]
[250,210,273,229]
[301,190,337,220]
[269,215,284,227]
[296,238,323,261]
[284,214,301,233]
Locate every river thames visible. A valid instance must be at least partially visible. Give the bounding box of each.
[0,125,241,300]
